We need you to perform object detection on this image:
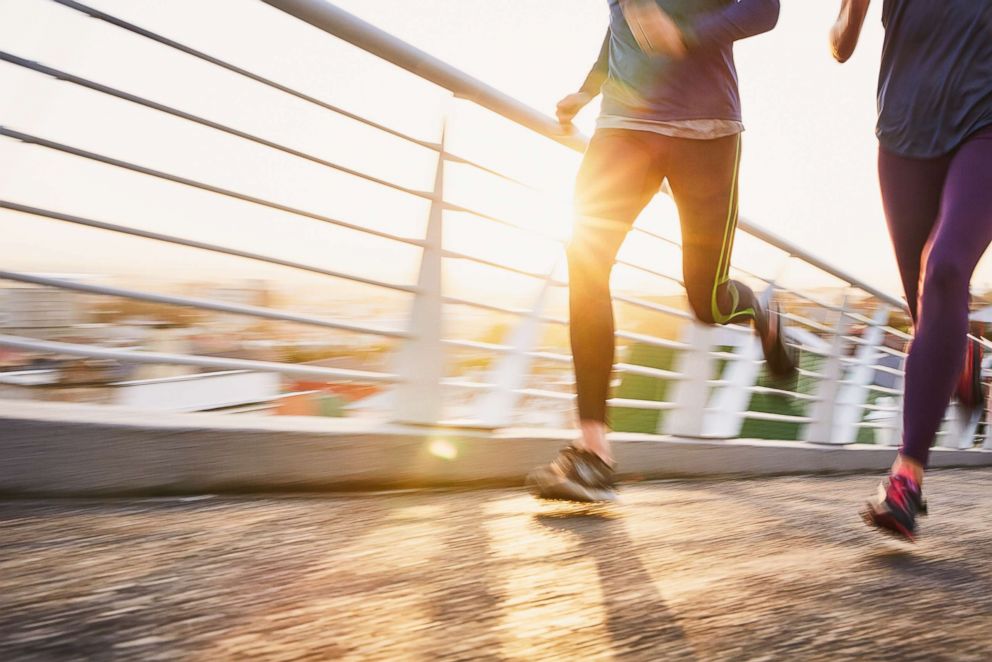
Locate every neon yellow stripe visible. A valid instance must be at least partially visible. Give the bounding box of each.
[721,135,741,281]
[710,135,753,324]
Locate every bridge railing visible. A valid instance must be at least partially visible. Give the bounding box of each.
[0,0,986,449]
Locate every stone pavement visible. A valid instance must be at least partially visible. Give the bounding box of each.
[3,470,992,661]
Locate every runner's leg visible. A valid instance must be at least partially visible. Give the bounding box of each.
[877,146,951,324]
[864,127,992,539]
[526,129,668,501]
[568,129,669,459]
[900,127,992,468]
[666,134,758,326]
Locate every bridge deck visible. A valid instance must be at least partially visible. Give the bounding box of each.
[3,470,991,660]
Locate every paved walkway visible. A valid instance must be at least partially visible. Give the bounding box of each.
[3,470,992,660]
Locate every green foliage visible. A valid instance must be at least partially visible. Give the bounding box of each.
[854,388,888,444]
[608,343,678,433]
[611,342,831,441]
[318,395,347,417]
[740,353,824,441]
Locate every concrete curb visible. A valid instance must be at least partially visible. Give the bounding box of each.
[3,399,992,496]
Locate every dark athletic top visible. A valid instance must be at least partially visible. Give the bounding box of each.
[878,0,992,157]
[582,0,780,123]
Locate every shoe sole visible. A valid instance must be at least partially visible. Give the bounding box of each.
[769,344,799,380]
[956,339,983,408]
[861,503,916,543]
[525,472,616,503]
[758,303,798,380]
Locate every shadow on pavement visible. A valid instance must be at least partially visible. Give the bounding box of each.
[535,510,698,661]
[867,546,992,591]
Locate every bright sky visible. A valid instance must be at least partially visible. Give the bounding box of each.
[2,0,990,302]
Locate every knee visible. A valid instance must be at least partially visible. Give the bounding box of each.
[685,279,752,326]
[688,301,717,326]
[564,234,592,282]
[566,222,613,284]
[564,232,587,268]
[685,286,717,325]
[923,254,968,295]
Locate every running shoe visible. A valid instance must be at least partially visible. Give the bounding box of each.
[955,338,984,411]
[754,298,798,380]
[526,444,617,502]
[861,473,928,542]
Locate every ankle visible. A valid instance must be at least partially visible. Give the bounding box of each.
[577,419,612,464]
[892,455,925,486]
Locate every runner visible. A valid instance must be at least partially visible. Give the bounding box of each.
[830,0,992,541]
[526,0,793,503]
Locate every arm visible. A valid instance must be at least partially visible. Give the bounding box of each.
[679,0,781,51]
[579,30,610,96]
[830,0,870,63]
[619,0,778,59]
[556,29,609,130]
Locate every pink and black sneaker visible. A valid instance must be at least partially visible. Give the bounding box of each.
[955,338,984,411]
[861,473,928,542]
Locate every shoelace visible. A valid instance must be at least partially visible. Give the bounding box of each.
[554,445,582,473]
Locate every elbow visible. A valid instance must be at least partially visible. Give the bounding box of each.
[765,0,782,29]
[832,44,853,63]
[830,26,855,63]
[831,37,852,63]
[756,0,781,35]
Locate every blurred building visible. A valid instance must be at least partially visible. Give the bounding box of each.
[193,279,271,332]
[0,276,91,339]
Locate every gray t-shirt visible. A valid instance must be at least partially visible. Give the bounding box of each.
[878,0,992,157]
[596,115,743,140]
[586,1,780,124]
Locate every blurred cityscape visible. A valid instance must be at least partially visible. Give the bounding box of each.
[2,273,948,434]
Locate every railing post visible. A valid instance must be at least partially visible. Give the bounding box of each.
[888,388,905,446]
[470,264,557,428]
[941,402,981,450]
[803,297,851,444]
[938,342,990,449]
[389,121,447,425]
[981,353,992,450]
[663,322,715,437]
[832,303,891,445]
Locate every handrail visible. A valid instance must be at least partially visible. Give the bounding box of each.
[0,201,410,289]
[47,0,527,187]
[259,0,588,152]
[0,270,407,339]
[0,334,398,383]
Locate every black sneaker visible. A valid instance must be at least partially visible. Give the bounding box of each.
[526,445,617,503]
[754,298,798,380]
[861,473,928,542]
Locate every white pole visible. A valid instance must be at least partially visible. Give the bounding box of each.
[389,119,447,424]
[830,303,891,445]
[664,323,714,437]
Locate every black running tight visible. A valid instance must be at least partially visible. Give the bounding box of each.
[568,129,756,423]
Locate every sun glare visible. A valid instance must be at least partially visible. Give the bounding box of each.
[428,438,459,461]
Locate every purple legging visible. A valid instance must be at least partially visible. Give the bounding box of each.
[879,126,992,467]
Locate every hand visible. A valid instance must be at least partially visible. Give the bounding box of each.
[620,0,688,59]
[556,91,594,131]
